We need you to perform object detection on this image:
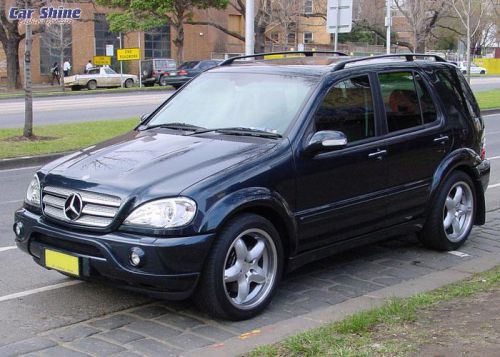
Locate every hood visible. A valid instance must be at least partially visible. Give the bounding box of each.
[42,130,276,198]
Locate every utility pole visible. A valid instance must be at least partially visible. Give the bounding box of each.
[245,0,255,55]
[118,33,123,87]
[386,0,392,54]
[334,0,340,51]
[24,22,33,138]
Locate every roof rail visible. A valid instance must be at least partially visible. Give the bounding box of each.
[332,53,447,71]
[219,51,348,66]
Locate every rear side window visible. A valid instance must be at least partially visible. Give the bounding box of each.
[378,71,437,133]
[314,75,375,143]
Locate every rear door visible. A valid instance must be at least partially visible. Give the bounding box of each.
[294,73,390,251]
[376,70,452,226]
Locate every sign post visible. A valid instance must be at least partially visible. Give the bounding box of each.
[326,0,353,51]
[386,0,392,54]
[117,48,141,88]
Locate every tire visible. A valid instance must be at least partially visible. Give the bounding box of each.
[194,213,283,320]
[159,76,168,86]
[124,79,134,88]
[87,80,97,90]
[462,70,467,74]
[172,84,182,90]
[71,86,81,91]
[480,70,486,75]
[418,171,476,251]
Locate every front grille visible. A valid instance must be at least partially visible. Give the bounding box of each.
[31,233,103,258]
[42,186,121,228]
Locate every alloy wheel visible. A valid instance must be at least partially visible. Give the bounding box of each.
[443,181,474,243]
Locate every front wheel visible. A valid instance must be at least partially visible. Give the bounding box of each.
[124,79,134,88]
[159,76,168,86]
[480,70,486,75]
[194,214,283,320]
[419,171,476,251]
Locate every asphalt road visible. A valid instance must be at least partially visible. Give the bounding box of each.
[0,91,173,129]
[0,113,499,348]
[0,77,498,129]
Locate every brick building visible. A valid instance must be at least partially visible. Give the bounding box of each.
[1,1,245,85]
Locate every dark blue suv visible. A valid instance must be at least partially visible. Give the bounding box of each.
[14,52,490,320]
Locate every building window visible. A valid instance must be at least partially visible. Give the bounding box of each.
[40,24,72,75]
[94,13,121,71]
[303,32,313,44]
[304,0,313,14]
[144,25,171,59]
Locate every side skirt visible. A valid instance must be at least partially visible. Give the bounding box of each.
[286,220,424,272]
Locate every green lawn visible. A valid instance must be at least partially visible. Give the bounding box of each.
[475,89,500,110]
[249,266,500,357]
[0,118,137,159]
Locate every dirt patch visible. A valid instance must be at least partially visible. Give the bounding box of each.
[373,288,500,356]
[3,135,57,142]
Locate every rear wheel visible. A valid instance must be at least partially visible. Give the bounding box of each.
[480,70,486,75]
[419,171,476,250]
[87,80,97,90]
[124,78,134,88]
[194,213,283,320]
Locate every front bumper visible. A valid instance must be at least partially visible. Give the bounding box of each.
[13,208,214,299]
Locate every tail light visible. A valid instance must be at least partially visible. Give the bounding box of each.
[179,70,188,76]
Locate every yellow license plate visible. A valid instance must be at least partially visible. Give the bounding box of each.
[45,249,80,276]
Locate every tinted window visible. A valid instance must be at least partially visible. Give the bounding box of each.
[179,61,200,70]
[379,71,436,132]
[314,75,375,142]
[88,69,100,75]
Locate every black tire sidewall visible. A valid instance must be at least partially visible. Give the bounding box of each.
[159,76,167,86]
[198,214,283,320]
[87,81,96,90]
[423,171,476,250]
[125,79,133,88]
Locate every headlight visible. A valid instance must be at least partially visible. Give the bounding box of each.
[123,197,196,228]
[25,174,41,207]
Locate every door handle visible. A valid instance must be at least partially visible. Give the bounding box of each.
[433,135,449,144]
[368,149,387,160]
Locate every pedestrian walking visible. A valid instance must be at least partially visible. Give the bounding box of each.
[50,62,60,85]
[85,60,93,73]
[63,60,71,76]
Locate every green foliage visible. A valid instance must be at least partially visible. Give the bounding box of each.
[435,35,458,51]
[96,0,229,32]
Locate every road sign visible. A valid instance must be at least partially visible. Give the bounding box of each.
[105,44,114,56]
[93,56,111,66]
[326,0,353,34]
[117,48,141,61]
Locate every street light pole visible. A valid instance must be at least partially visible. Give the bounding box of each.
[386,0,392,54]
[118,33,123,88]
[245,0,255,56]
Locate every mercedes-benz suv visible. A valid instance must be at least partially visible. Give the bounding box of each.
[14,52,490,320]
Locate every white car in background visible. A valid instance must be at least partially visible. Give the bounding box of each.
[64,67,139,90]
[459,62,487,75]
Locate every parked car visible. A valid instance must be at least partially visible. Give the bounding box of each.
[459,61,487,74]
[64,67,138,90]
[141,58,177,87]
[160,59,222,89]
[15,52,489,320]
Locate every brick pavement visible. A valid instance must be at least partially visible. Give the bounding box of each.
[1,209,499,357]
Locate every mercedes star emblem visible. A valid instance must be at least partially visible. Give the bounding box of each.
[64,193,83,220]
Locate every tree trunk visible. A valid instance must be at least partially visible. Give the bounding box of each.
[466,10,471,83]
[24,24,33,138]
[254,25,266,53]
[173,22,185,64]
[6,36,22,90]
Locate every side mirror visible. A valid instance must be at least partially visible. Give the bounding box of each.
[305,130,348,155]
[140,113,149,123]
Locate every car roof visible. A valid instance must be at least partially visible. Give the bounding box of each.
[208,54,453,78]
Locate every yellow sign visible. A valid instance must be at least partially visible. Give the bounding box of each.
[264,54,304,60]
[93,55,111,66]
[45,249,80,276]
[117,48,141,61]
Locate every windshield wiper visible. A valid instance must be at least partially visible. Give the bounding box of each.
[145,122,206,131]
[190,127,282,139]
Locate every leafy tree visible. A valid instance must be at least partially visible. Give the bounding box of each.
[96,0,229,63]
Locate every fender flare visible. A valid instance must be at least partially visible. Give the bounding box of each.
[428,148,486,224]
[199,187,298,255]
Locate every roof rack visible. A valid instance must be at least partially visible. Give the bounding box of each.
[219,51,348,66]
[332,53,447,71]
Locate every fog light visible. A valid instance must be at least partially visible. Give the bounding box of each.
[129,247,145,267]
[14,222,23,237]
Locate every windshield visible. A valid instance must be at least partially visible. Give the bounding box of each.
[146,72,319,135]
[155,59,176,70]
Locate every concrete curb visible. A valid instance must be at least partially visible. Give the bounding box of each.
[481,108,500,116]
[185,253,500,357]
[0,152,68,171]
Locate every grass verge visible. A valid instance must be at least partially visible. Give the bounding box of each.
[249,265,500,357]
[0,118,137,160]
[475,89,500,110]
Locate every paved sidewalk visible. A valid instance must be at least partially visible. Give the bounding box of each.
[1,209,499,357]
